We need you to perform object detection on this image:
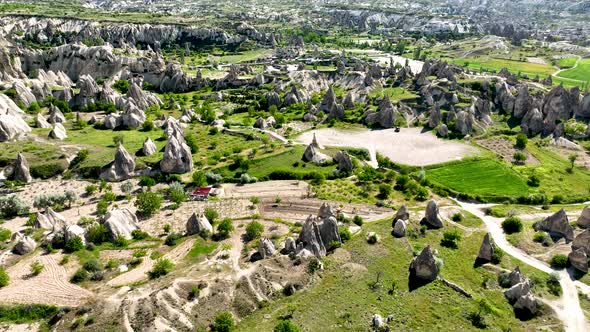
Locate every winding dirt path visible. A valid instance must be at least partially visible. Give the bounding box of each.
[457,201,588,332]
[552,56,584,85]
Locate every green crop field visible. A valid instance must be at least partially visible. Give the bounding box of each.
[558,57,578,69]
[237,218,558,331]
[556,58,590,82]
[450,57,556,78]
[426,159,530,198]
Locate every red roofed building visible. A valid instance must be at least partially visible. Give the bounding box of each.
[191,187,213,201]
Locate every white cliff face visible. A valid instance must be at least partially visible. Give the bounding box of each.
[0,93,31,142]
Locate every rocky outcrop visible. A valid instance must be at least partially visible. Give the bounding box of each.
[302,144,330,165]
[142,137,157,156]
[64,224,86,245]
[504,279,530,303]
[296,206,341,257]
[0,94,31,142]
[541,86,580,135]
[100,144,136,182]
[35,208,67,230]
[409,245,439,282]
[577,207,590,228]
[572,229,590,255]
[72,74,100,107]
[36,113,52,128]
[494,83,515,114]
[12,81,36,107]
[103,103,146,129]
[334,151,353,173]
[421,200,443,229]
[437,124,449,137]
[508,267,524,287]
[534,209,574,243]
[49,123,67,140]
[47,104,65,124]
[186,213,212,236]
[428,107,441,128]
[104,208,139,240]
[265,91,281,108]
[343,92,356,109]
[13,153,32,183]
[258,238,276,259]
[476,233,495,263]
[160,135,193,174]
[13,233,36,255]
[513,85,532,119]
[521,108,543,136]
[365,96,397,128]
[392,220,407,238]
[127,83,162,111]
[284,237,296,254]
[454,111,474,136]
[569,248,588,273]
[393,205,410,224]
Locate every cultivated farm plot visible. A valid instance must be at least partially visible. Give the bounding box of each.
[222,180,310,199]
[426,159,530,198]
[556,58,590,82]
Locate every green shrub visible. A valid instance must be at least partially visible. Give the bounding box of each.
[353,215,364,226]
[113,80,129,94]
[440,229,462,249]
[64,237,84,253]
[550,254,568,268]
[86,224,108,244]
[148,259,174,279]
[0,195,30,218]
[112,236,129,248]
[339,228,352,242]
[134,192,162,218]
[131,229,150,240]
[192,171,207,186]
[217,218,234,239]
[0,304,59,323]
[515,133,528,149]
[204,207,219,224]
[83,260,102,272]
[30,261,44,276]
[546,272,562,296]
[30,162,66,179]
[451,213,463,222]
[0,228,11,242]
[0,267,9,287]
[274,320,300,332]
[168,182,187,205]
[245,221,264,240]
[491,247,504,264]
[71,268,89,283]
[165,233,182,246]
[527,174,540,187]
[212,311,235,332]
[501,216,523,234]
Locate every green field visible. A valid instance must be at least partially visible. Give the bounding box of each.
[237,218,558,331]
[558,57,578,69]
[556,58,590,83]
[426,159,530,198]
[450,57,555,78]
[215,145,337,181]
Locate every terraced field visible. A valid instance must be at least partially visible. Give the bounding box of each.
[426,159,530,198]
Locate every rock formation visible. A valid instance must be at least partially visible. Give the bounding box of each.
[365,96,397,128]
[160,135,194,174]
[13,153,32,183]
[334,151,353,173]
[35,208,67,230]
[49,123,67,140]
[186,213,212,236]
[572,229,590,255]
[577,207,590,228]
[568,248,588,273]
[258,238,276,259]
[0,94,31,142]
[104,208,139,240]
[476,233,495,263]
[284,237,297,254]
[409,245,439,282]
[36,113,52,128]
[142,137,157,156]
[421,200,443,229]
[296,205,341,257]
[100,144,136,182]
[13,233,36,255]
[393,205,410,225]
[302,144,330,165]
[47,104,66,124]
[534,209,574,243]
[392,220,407,238]
[64,224,86,245]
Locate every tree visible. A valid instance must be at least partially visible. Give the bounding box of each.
[192,171,207,187]
[168,182,187,205]
[64,190,77,208]
[212,311,235,332]
[515,133,528,149]
[569,154,578,171]
[217,218,234,239]
[135,192,162,218]
[513,152,527,163]
[274,320,300,332]
[64,236,85,253]
[501,216,523,234]
[138,176,156,190]
[378,184,392,199]
[550,254,568,268]
[245,221,264,240]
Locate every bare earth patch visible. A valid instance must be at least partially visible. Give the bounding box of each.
[296,128,478,166]
[0,252,93,307]
[477,138,539,165]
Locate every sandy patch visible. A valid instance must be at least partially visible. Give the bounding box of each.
[296,128,478,166]
[477,138,539,165]
[0,252,93,306]
[527,57,548,65]
[222,180,310,199]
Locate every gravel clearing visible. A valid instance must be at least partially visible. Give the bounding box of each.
[296,128,478,166]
